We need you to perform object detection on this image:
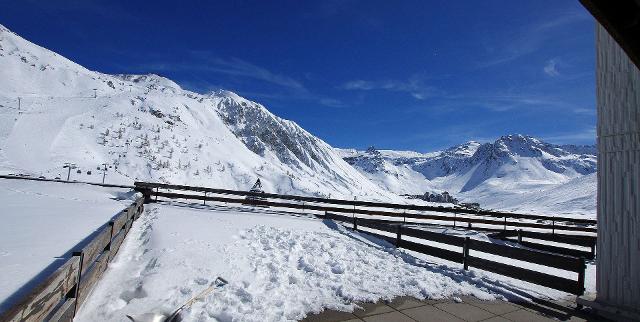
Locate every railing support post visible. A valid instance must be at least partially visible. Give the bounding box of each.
[71,251,84,315]
[353,217,358,231]
[453,213,456,228]
[551,219,555,235]
[503,217,507,231]
[396,225,402,247]
[203,192,207,205]
[577,257,586,297]
[517,229,522,243]
[463,237,470,270]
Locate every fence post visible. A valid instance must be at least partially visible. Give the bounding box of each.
[463,237,470,270]
[577,257,586,297]
[467,222,472,229]
[155,187,158,202]
[71,251,84,315]
[203,192,207,205]
[396,225,402,247]
[551,219,555,235]
[503,217,507,231]
[517,229,522,243]
[353,217,358,231]
[453,213,457,228]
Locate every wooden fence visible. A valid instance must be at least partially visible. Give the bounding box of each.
[133,181,597,226]
[134,181,591,295]
[134,181,597,256]
[0,197,145,322]
[322,212,587,296]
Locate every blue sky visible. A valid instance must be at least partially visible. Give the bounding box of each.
[0,0,596,151]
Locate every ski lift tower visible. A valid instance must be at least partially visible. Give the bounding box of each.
[63,162,76,181]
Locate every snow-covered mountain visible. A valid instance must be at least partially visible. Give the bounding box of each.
[338,135,597,216]
[0,24,391,200]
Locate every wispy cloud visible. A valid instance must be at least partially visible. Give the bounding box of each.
[543,127,596,144]
[341,77,437,100]
[140,54,344,108]
[477,11,591,68]
[142,55,305,92]
[544,59,560,76]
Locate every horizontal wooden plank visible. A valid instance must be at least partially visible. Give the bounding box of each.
[48,298,76,322]
[357,220,398,234]
[401,227,466,247]
[0,256,81,322]
[322,212,353,222]
[399,239,464,263]
[0,174,135,189]
[515,240,594,259]
[135,181,597,225]
[467,239,583,272]
[517,231,597,246]
[466,256,581,294]
[355,229,397,245]
[110,210,129,233]
[79,226,111,274]
[77,251,110,307]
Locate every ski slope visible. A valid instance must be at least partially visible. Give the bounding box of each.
[0,24,393,201]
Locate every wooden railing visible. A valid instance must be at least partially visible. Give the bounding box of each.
[0,197,144,322]
[133,181,597,226]
[322,212,587,296]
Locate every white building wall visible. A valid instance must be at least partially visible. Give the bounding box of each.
[596,23,640,310]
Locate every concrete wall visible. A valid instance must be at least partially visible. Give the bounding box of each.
[596,23,640,310]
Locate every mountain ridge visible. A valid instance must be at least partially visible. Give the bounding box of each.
[0,24,393,201]
[340,134,596,216]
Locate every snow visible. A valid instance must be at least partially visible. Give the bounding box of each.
[0,179,139,313]
[75,202,498,322]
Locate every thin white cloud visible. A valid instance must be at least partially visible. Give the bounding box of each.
[543,127,596,144]
[139,54,345,108]
[477,11,591,68]
[341,77,436,100]
[544,59,560,76]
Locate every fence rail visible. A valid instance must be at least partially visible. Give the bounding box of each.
[323,212,587,296]
[0,197,144,322]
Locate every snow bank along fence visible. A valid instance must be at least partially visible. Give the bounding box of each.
[322,212,588,296]
[134,181,597,259]
[0,197,144,322]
